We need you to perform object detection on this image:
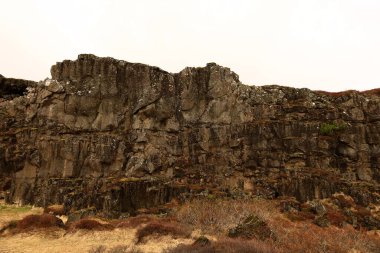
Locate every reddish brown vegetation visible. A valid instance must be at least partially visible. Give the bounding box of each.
[1,197,379,253]
[17,214,64,230]
[364,88,380,96]
[136,221,191,243]
[271,219,380,253]
[326,210,347,227]
[115,215,155,229]
[115,215,177,229]
[285,211,315,222]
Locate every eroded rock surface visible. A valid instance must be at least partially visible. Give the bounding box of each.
[0,74,36,100]
[0,54,379,215]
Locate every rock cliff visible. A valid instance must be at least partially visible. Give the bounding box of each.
[0,54,379,216]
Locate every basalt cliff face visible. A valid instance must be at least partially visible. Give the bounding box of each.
[0,54,379,216]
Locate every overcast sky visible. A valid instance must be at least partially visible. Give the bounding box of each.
[1,0,379,91]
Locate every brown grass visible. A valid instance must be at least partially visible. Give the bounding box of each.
[70,219,114,231]
[136,221,191,243]
[88,245,107,253]
[285,211,315,222]
[166,237,279,253]
[88,244,142,253]
[0,229,141,253]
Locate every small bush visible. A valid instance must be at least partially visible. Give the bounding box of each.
[176,199,277,234]
[17,214,64,230]
[193,236,211,247]
[319,122,346,135]
[136,221,191,243]
[70,219,114,231]
[228,214,273,240]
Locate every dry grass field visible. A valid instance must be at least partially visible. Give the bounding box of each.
[1,198,380,253]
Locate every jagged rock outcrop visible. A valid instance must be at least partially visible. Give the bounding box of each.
[0,54,379,216]
[0,74,36,100]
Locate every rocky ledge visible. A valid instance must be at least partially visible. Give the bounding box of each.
[0,54,379,218]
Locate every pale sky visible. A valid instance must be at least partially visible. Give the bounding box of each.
[1,0,379,91]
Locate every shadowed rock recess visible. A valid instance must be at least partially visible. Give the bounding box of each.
[0,54,379,216]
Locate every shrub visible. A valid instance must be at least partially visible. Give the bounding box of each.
[176,198,277,234]
[319,122,347,135]
[228,214,273,240]
[17,214,64,230]
[136,221,191,243]
[193,236,211,247]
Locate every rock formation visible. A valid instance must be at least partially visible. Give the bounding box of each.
[0,74,35,100]
[0,54,379,217]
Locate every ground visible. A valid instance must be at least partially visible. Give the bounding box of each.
[0,197,380,253]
